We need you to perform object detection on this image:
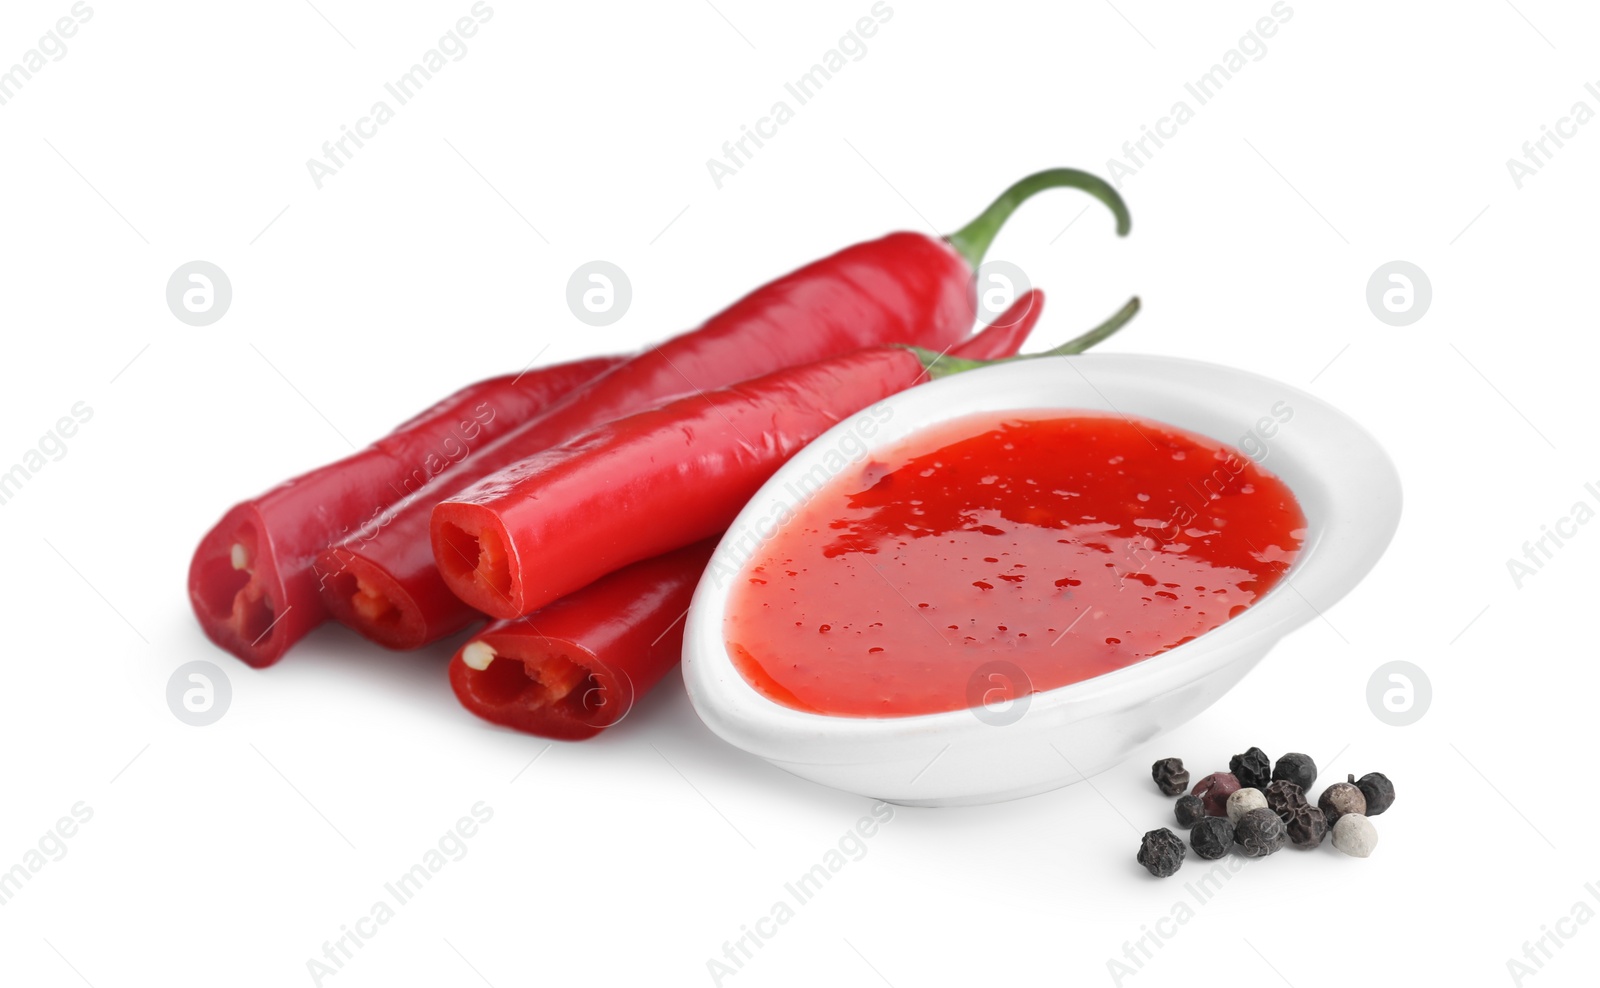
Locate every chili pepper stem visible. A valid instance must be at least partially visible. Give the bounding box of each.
[946,168,1132,271]
[913,295,1140,380]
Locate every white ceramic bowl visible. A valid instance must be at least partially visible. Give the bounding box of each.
[681,354,1401,806]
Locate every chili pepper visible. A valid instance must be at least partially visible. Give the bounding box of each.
[187,355,623,668]
[448,540,717,740]
[945,289,1044,361]
[323,289,1047,650]
[431,296,1140,620]
[323,167,1129,648]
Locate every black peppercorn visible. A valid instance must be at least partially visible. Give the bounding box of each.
[1189,816,1235,860]
[1228,747,1273,791]
[1354,772,1396,816]
[1317,781,1366,827]
[1233,807,1287,857]
[1174,794,1207,829]
[1271,752,1317,791]
[1282,802,1328,848]
[1151,757,1190,796]
[1262,779,1307,821]
[1137,828,1187,877]
[1191,772,1242,816]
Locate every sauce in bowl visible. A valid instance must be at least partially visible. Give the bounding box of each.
[724,411,1306,717]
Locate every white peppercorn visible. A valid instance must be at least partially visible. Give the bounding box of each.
[1226,787,1268,824]
[1331,813,1379,858]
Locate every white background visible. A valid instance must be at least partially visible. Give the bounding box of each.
[2,1,1596,985]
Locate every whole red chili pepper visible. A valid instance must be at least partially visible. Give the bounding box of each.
[187,355,623,667]
[322,288,1046,650]
[946,289,1044,361]
[323,169,1129,649]
[448,540,717,740]
[430,297,1140,620]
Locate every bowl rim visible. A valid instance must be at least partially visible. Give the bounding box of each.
[681,352,1402,765]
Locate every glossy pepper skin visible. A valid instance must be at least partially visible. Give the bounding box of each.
[448,540,717,740]
[431,295,1138,620]
[325,290,1043,650]
[187,355,623,667]
[946,289,1044,361]
[317,234,968,648]
[323,169,1129,648]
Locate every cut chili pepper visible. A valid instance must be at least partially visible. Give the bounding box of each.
[431,297,1140,620]
[322,168,1129,650]
[448,540,716,740]
[321,288,1046,650]
[187,356,621,667]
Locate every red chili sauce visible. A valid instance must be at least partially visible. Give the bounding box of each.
[725,412,1306,717]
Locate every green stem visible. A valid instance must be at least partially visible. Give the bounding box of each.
[945,168,1132,271]
[912,296,1141,380]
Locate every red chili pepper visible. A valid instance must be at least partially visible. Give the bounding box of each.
[187,356,624,667]
[947,289,1044,361]
[448,540,716,740]
[322,289,1045,650]
[322,169,1129,650]
[431,297,1140,620]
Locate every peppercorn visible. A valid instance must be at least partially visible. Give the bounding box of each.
[1354,772,1396,816]
[1137,828,1187,877]
[1189,816,1235,860]
[1282,802,1328,848]
[1225,787,1267,824]
[1271,752,1317,791]
[1191,772,1241,816]
[1234,807,1287,857]
[1331,813,1379,857]
[1151,757,1191,797]
[1228,747,1273,791]
[1317,781,1366,827]
[1174,794,1207,829]
[1262,779,1307,821]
